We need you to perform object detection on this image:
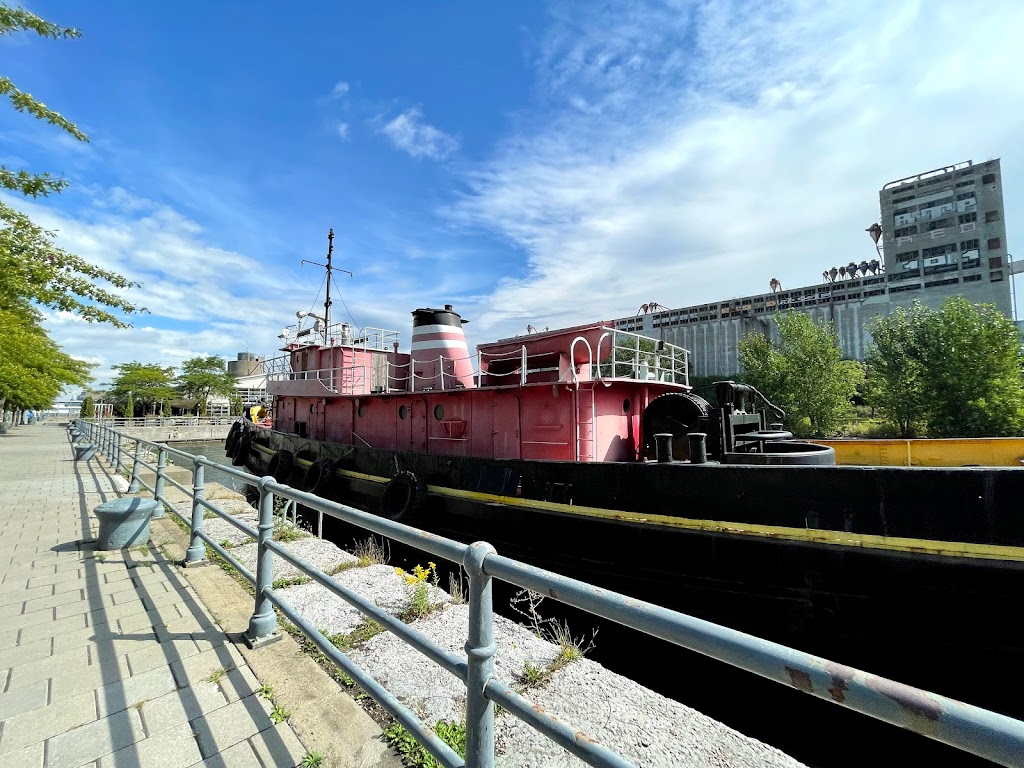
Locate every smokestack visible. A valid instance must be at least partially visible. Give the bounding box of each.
[410,307,475,391]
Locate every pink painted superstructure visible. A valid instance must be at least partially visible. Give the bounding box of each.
[267,306,691,464]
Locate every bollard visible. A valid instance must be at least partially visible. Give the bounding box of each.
[128,440,143,493]
[184,458,207,566]
[94,497,160,550]
[654,432,674,463]
[464,541,497,767]
[74,443,97,461]
[244,477,280,648]
[688,432,708,464]
[153,446,168,519]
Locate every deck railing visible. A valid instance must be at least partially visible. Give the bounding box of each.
[72,418,1024,768]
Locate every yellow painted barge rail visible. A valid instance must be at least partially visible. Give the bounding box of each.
[812,437,1024,467]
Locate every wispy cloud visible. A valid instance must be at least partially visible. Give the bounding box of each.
[450,0,1024,335]
[336,122,350,140]
[331,80,350,98]
[380,107,459,160]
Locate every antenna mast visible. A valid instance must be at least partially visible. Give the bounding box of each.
[324,229,334,334]
[302,228,353,345]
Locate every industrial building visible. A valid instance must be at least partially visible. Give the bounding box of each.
[616,159,1020,377]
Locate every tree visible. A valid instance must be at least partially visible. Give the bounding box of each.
[1,4,142,326]
[738,312,864,437]
[0,305,92,414]
[107,362,176,416]
[80,394,94,418]
[124,391,134,419]
[864,306,929,437]
[868,298,1024,438]
[177,356,237,416]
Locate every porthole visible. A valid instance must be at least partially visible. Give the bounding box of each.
[623,399,631,414]
[398,405,408,420]
[433,404,445,420]
[357,403,364,418]
[309,404,316,414]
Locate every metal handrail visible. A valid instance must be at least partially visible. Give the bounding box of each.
[73,419,1024,768]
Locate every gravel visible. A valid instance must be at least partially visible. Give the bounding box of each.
[275,564,450,636]
[494,659,807,768]
[350,603,560,726]
[230,537,358,582]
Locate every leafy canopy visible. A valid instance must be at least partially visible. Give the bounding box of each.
[1,3,142,327]
[177,356,237,416]
[866,298,1024,438]
[107,362,177,413]
[738,311,864,437]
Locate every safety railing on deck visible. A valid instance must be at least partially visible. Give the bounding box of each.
[73,418,1024,768]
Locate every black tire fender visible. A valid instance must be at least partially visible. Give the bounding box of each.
[224,422,242,457]
[231,431,253,466]
[379,470,427,521]
[302,458,338,496]
[266,450,295,483]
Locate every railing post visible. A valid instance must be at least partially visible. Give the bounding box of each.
[128,439,143,493]
[185,458,207,565]
[463,541,497,768]
[114,432,124,475]
[154,445,167,504]
[244,477,279,647]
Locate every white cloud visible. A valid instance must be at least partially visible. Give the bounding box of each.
[450,1,1024,336]
[331,81,350,98]
[336,122,350,140]
[380,107,459,160]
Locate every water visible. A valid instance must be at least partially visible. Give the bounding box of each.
[167,440,253,494]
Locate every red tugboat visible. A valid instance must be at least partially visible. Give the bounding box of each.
[225,236,1024,739]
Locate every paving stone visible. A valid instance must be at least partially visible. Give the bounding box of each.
[0,635,52,669]
[169,645,244,689]
[97,722,202,768]
[95,665,178,718]
[46,707,145,768]
[0,740,44,768]
[248,722,308,767]
[5,644,90,691]
[0,688,96,755]
[0,678,48,720]
[140,679,230,735]
[193,696,273,759]
[197,738,261,767]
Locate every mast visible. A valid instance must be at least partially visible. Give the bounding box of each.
[325,229,334,340]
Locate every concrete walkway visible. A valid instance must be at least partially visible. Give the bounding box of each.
[0,424,308,767]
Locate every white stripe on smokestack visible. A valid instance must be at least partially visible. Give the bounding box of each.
[410,305,475,391]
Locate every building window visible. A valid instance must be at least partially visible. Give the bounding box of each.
[982,173,996,184]
[990,271,1003,282]
[963,274,982,283]
[958,212,976,224]
[985,210,1000,222]
[895,249,919,263]
[926,217,952,231]
[987,237,1001,250]
[989,256,1003,269]
[960,239,979,251]
[894,225,918,237]
[955,180,975,188]
[956,192,976,202]
[922,244,957,258]
[893,194,916,204]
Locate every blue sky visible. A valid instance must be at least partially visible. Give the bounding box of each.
[3,1,1024,386]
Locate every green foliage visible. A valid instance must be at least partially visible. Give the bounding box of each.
[738,312,864,437]
[107,362,177,415]
[269,704,291,724]
[383,720,467,768]
[124,391,135,418]
[866,298,1024,437]
[177,356,236,416]
[518,659,551,687]
[80,395,94,418]
[301,752,325,768]
[864,305,929,437]
[0,305,93,411]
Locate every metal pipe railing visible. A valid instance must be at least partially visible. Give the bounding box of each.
[72,419,1024,768]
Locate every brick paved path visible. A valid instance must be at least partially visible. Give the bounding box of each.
[0,424,306,767]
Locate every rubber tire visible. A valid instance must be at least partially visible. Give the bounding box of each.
[231,432,253,467]
[266,450,295,483]
[302,458,338,497]
[224,422,242,457]
[379,470,427,522]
